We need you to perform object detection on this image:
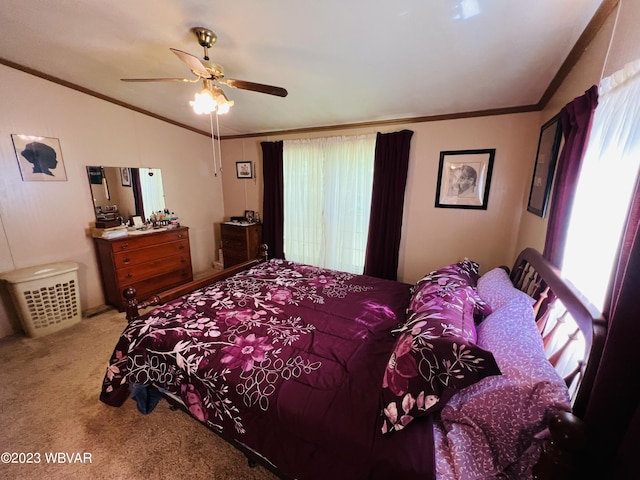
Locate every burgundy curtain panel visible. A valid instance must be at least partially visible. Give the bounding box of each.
[542,85,598,267]
[260,141,285,259]
[363,129,413,280]
[582,173,640,479]
[130,168,144,221]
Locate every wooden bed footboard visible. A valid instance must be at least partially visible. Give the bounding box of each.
[123,244,269,322]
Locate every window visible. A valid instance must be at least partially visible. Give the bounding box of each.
[283,135,376,273]
[561,61,640,310]
[139,168,166,218]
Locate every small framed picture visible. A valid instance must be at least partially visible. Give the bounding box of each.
[120,167,131,187]
[244,210,255,223]
[131,216,145,228]
[527,115,562,217]
[434,149,495,210]
[11,134,67,181]
[236,161,253,179]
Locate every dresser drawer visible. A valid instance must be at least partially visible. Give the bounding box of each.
[220,224,247,240]
[121,268,193,302]
[109,228,189,253]
[116,254,191,284]
[222,236,247,251]
[113,240,189,267]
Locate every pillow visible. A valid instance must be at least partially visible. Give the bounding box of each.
[436,294,570,476]
[477,267,535,311]
[401,286,483,343]
[408,259,492,322]
[381,291,501,434]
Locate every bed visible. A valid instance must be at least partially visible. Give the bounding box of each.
[100,247,605,480]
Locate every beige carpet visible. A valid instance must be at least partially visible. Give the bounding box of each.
[0,308,279,480]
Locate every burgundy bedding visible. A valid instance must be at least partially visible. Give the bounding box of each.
[100,259,570,480]
[100,259,437,479]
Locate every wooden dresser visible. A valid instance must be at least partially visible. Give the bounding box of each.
[220,223,263,268]
[94,227,193,311]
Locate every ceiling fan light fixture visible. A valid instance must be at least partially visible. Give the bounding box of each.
[190,88,217,115]
[189,82,234,115]
[216,99,234,115]
[212,87,234,115]
[124,27,286,119]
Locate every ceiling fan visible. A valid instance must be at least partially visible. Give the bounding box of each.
[121,27,288,114]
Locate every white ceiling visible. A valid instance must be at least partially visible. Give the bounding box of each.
[0,0,604,138]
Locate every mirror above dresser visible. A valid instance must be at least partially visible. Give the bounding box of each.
[86,166,166,224]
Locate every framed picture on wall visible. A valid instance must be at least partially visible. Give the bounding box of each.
[236,161,253,179]
[120,167,131,187]
[527,114,563,217]
[11,134,67,181]
[434,149,495,210]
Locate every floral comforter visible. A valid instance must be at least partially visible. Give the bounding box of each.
[100,259,436,480]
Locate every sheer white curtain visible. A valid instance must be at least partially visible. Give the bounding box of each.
[562,59,640,310]
[139,168,166,218]
[283,134,376,273]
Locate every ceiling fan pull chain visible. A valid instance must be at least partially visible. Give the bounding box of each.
[210,112,218,176]
[216,112,223,173]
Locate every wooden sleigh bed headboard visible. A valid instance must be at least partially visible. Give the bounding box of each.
[508,248,606,480]
[509,248,606,418]
[117,246,606,480]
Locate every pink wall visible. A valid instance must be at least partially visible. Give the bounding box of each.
[0,65,225,338]
[220,111,541,284]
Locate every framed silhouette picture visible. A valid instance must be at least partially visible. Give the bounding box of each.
[11,134,67,181]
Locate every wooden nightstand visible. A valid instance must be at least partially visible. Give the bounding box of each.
[220,223,263,268]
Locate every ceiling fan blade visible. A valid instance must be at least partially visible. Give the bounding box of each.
[219,78,288,97]
[121,77,198,83]
[170,48,211,77]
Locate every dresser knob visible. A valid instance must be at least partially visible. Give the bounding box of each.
[126,273,133,279]
[178,245,185,250]
[177,234,184,238]
[120,243,129,250]
[123,257,131,264]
